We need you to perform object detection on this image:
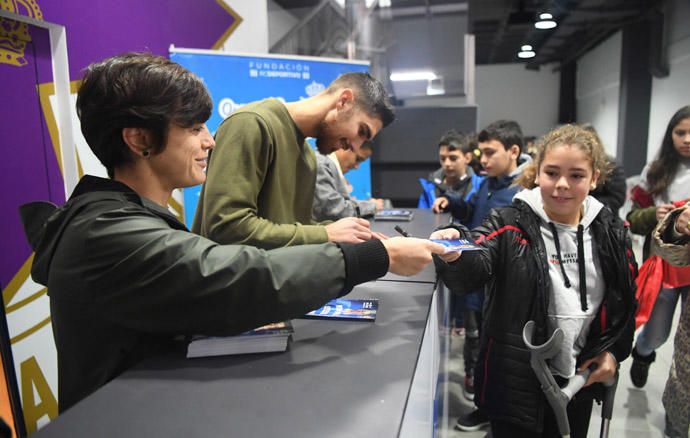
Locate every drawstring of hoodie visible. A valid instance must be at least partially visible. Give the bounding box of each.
[548,222,571,288]
[548,222,588,312]
[577,224,588,312]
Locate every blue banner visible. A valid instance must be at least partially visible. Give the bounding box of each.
[170,49,371,226]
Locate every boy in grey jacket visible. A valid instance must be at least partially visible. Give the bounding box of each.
[313,141,382,221]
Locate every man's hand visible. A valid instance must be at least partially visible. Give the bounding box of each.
[656,203,674,221]
[429,228,462,262]
[673,206,690,236]
[325,217,372,243]
[381,237,446,276]
[579,351,617,387]
[432,197,449,213]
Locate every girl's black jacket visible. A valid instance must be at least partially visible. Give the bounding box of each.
[435,199,637,432]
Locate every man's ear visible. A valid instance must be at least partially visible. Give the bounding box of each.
[464,152,474,164]
[336,88,354,111]
[510,144,520,160]
[122,128,151,158]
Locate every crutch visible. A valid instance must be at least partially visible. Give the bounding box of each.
[522,321,618,438]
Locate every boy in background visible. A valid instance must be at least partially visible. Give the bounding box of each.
[435,120,530,432]
[313,141,384,221]
[418,130,483,212]
[419,130,484,337]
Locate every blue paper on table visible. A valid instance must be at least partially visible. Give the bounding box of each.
[303,298,378,321]
[430,238,481,252]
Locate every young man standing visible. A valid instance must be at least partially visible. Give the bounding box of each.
[420,131,484,337]
[192,73,395,249]
[435,120,530,432]
[313,141,384,221]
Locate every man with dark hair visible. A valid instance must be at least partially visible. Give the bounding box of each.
[193,72,395,249]
[313,141,384,221]
[435,119,531,432]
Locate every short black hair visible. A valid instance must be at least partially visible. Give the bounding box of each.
[478,120,524,154]
[327,72,395,128]
[438,129,472,154]
[76,52,212,177]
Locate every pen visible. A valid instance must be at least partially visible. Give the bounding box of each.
[394,225,410,237]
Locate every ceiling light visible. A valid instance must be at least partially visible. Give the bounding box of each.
[335,0,378,8]
[426,77,445,96]
[535,12,557,29]
[521,45,533,51]
[379,0,392,7]
[518,50,536,59]
[390,70,438,82]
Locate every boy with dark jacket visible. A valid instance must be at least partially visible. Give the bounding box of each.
[434,120,530,430]
[418,130,484,211]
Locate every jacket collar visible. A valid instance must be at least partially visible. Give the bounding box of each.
[70,174,134,199]
[70,175,186,230]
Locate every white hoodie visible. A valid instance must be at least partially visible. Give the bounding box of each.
[514,187,606,378]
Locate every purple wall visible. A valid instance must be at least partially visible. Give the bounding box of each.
[1,0,237,288]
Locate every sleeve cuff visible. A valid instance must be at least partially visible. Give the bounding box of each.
[662,208,690,244]
[337,240,389,295]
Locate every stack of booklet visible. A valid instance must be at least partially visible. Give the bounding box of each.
[186,321,293,358]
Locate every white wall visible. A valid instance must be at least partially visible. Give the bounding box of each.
[647,0,690,162]
[474,63,560,137]
[220,0,269,54]
[575,32,622,157]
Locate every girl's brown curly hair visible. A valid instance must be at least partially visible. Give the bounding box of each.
[516,124,610,190]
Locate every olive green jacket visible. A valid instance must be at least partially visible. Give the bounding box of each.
[193,99,328,249]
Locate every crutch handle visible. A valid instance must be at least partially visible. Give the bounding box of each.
[561,368,590,400]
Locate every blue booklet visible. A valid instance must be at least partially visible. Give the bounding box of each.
[303,298,379,321]
[430,238,481,253]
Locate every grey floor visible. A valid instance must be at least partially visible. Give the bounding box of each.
[439,310,680,438]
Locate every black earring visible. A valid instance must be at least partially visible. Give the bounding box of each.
[143,150,150,157]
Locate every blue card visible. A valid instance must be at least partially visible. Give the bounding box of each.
[430,238,480,252]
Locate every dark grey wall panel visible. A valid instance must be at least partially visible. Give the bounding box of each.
[372,106,478,206]
[373,107,478,163]
[617,20,652,176]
